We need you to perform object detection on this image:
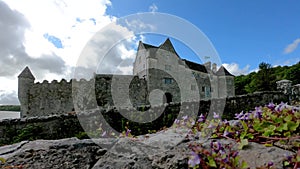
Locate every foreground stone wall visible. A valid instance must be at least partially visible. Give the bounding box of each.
[0,91,288,145]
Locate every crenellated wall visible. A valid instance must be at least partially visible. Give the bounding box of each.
[27,79,74,117]
[20,74,149,118]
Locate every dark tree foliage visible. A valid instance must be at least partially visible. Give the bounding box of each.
[234,61,300,95]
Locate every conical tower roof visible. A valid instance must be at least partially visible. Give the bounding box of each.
[18,66,35,79]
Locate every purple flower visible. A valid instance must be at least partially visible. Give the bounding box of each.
[126,129,131,136]
[222,119,229,125]
[102,131,107,137]
[223,130,230,137]
[213,112,219,119]
[284,153,292,161]
[232,151,239,158]
[267,161,273,167]
[191,121,195,125]
[267,102,275,110]
[253,107,262,119]
[222,156,229,163]
[188,151,200,167]
[275,102,287,112]
[182,115,188,121]
[207,123,215,129]
[211,141,223,153]
[174,119,180,124]
[198,114,205,122]
[235,111,244,119]
[235,111,250,120]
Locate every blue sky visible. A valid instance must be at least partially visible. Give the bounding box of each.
[107,0,300,72]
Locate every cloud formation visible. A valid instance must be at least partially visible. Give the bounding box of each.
[0,1,66,78]
[284,38,300,54]
[0,0,143,104]
[222,63,250,76]
[0,90,19,105]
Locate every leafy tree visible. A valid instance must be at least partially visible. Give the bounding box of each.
[255,62,276,91]
[234,61,300,94]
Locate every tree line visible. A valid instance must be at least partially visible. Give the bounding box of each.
[234,61,300,95]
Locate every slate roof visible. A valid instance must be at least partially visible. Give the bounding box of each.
[183,59,208,73]
[143,43,158,49]
[215,66,234,76]
[138,39,234,76]
[18,66,35,79]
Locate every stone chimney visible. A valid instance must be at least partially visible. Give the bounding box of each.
[212,63,217,73]
[204,61,211,71]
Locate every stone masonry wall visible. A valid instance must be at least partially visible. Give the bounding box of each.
[27,79,74,117]
[24,75,148,118]
[1,91,288,145]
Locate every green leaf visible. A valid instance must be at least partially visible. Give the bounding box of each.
[233,156,240,166]
[263,130,274,137]
[0,157,5,164]
[297,155,300,162]
[277,123,288,132]
[283,161,290,166]
[238,139,249,150]
[241,120,249,131]
[240,131,247,140]
[241,161,248,169]
[268,125,276,131]
[284,115,292,122]
[284,131,291,137]
[207,156,217,167]
[264,143,273,147]
[273,118,282,124]
[253,123,264,132]
[287,121,299,131]
[246,133,254,139]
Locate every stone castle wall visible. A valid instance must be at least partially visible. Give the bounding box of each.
[21,74,148,118]
[1,91,288,145]
[27,79,74,117]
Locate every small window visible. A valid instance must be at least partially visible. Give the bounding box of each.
[164,78,173,84]
[202,86,205,92]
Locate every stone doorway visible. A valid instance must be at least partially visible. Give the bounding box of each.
[164,92,173,103]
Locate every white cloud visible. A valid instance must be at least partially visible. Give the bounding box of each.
[0,0,141,104]
[0,90,19,105]
[222,63,250,76]
[284,38,300,54]
[149,3,158,13]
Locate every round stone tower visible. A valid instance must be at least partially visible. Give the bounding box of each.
[18,66,35,117]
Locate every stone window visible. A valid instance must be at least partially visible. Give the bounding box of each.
[202,86,205,92]
[164,78,173,84]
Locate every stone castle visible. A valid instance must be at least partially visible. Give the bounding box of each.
[18,39,235,118]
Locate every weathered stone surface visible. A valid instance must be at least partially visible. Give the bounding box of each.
[0,127,296,169]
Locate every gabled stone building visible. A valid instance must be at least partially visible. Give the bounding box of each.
[133,38,235,103]
[18,38,235,117]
